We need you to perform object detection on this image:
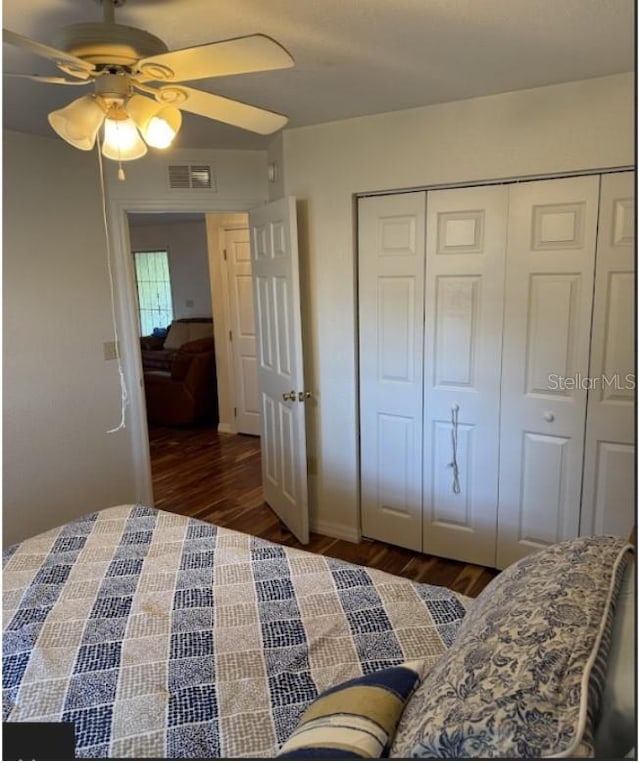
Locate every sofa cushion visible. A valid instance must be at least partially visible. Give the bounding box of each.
[180,337,215,354]
[140,334,166,351]
[141,348,175,373]
[170,353,193,382]
[390,536,632,759]
[163,320,212,350]
[163,321,190,350]
[186,323,212,343]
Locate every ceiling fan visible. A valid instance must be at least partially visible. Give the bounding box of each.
[3,0,294,170]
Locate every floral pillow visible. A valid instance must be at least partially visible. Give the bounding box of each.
[390,536,632,759]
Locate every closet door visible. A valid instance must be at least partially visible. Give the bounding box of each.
[497,176,599,569]
[359,192,426,550]
[580,172,635,537]
[422,186,508,566]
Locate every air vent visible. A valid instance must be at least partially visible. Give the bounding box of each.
[190,165,213,189]
[168,163,215,190]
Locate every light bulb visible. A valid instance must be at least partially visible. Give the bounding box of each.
[126,96,182,150]
[102,117,147,161]
[145,116,175,148]
[144,107,182,149]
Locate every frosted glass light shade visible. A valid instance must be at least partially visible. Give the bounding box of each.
[126,95,182,149]
[125,94,160,129]
[144,107,182,149]
[48,96,105,151]
[102,117,148,161]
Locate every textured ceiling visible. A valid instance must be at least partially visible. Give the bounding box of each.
[2,0,635,150]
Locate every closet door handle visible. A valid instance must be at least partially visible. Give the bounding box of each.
[282,390,296,402]
[543,411,555,423]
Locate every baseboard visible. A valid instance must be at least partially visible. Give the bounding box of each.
[217,422,234,434]
[310,519,361,544]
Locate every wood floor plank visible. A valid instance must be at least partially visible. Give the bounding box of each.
[148,424,499,597]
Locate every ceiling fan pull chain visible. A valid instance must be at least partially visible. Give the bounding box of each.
[95,135,129,432]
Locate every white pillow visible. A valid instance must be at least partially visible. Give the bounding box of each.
[593,556,636,759]
[163,321,189,349]
[186,322,212,342]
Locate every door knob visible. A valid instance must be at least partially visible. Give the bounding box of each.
[298,391,311,402]
[282,390,296,402]
[543,411,555,422]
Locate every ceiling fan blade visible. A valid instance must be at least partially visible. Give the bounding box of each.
[136,34,294,83]
[158,85,287,134]
[3,29,95,77]
[4,72,91,85]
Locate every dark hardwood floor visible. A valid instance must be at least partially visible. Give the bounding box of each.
[148,424,499,597]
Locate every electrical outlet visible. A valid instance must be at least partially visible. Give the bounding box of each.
[103,341,119,361]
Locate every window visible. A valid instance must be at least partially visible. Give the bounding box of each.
[133,250,174,336]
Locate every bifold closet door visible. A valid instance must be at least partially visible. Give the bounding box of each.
[421,186,508,566]
[359,192,426,551]
[497,176,600,569]
[580,172,635,537]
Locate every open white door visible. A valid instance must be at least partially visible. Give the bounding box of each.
[249,197,309,543]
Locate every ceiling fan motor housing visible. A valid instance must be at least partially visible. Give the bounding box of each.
[95,71,131,103]
[53,23,168,68]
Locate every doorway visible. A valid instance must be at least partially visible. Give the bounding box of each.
[113,194,310,543]
[125,209,262,518]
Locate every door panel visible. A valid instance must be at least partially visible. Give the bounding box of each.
[250,197,309,544]
[422,185,508,566]
[359,192,426,550]
[519,432,569,545]
[581,172,636,537]
[225,227,260,435]
[497,176,599,568]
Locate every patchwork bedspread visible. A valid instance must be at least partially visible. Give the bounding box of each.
[3,505,467,758]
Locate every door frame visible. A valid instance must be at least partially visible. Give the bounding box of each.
[107,196,264,505]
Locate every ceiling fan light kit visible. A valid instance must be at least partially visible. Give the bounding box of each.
[102,113,148,161]
[4,0,294,177]
[47,94,106,151]
[125,93,182,149]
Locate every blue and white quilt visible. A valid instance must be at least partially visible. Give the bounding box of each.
[3,505,467,758]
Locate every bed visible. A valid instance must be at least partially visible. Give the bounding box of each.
[2,504,635,759]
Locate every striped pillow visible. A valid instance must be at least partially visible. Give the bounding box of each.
[277,662,424,759]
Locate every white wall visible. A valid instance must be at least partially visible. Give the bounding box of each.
[128,218,213,321]
[281,73,635,540]
[3,130,138,545]
[104,147,268,209]
[266,133,285,202]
